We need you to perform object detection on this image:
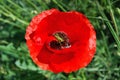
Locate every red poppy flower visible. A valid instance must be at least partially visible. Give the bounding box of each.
[25,9,96,73]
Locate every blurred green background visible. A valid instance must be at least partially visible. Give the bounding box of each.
[0,0,120,80]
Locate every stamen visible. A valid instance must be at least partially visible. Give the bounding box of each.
[49,40,61,50]
[49,31,71,50]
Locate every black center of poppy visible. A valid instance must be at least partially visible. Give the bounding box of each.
[49,32,71,50]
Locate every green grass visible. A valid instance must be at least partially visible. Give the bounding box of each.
[0,0,120,80]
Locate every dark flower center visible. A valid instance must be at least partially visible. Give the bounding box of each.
[50,32,71,50]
